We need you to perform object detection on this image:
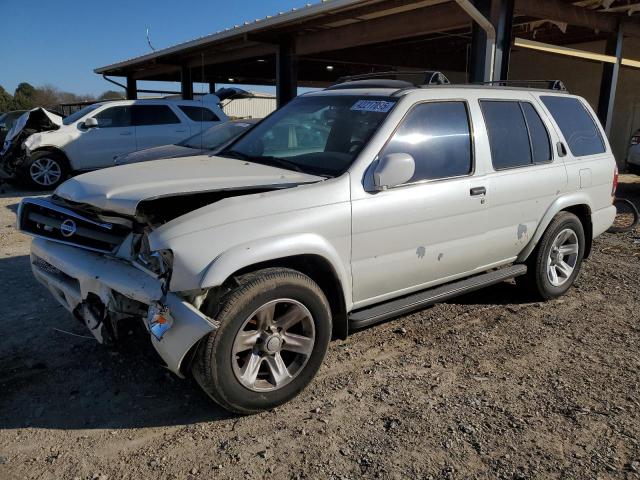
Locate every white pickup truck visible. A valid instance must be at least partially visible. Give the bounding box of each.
[17,74,617,413]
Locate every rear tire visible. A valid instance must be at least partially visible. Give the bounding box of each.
[517,212,585,300]
[20,151,68,190]
[192,268,332,414]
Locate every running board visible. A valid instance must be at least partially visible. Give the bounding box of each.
[348,265,527,330]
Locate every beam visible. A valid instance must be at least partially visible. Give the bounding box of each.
[132,64,180,80]
[514,0,616,33]
[493,0,514,80]
[597,22,624,136]
[126,77,137,100]
[276,39,298,107]
[181,65,193,100]
[295,3,470,55]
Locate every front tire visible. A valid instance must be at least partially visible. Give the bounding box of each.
[518,212,585,300]
[21,151,68,190]
[192,268,332,414]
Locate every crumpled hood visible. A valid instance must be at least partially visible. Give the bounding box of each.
[114,144,203,165]
[55,154,323,216]
[1,108,62,156]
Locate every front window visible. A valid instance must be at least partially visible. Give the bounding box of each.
[62,103,102,125]
[220,95,396,177]
[181,122,252,150]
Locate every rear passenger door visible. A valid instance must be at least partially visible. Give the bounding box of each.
[479,96,568,265]
[132,105,190,150]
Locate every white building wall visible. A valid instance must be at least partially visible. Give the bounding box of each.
[222,97,277,119]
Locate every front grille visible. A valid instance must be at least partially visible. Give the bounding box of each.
[19,197,129,253]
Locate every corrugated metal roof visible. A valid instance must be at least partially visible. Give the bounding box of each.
[94,0,365,74]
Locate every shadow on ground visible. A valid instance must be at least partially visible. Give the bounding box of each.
[0,254,234,430]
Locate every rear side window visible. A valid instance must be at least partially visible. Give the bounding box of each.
[133,105,180,126]
[540,96,605,157]
[93,106,131,128]
[481,100,552,169]
[179,106,220,122]
[380,101,472,183]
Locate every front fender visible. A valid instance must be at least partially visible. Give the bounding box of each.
[200,233,353,309]
[516,192,593,263]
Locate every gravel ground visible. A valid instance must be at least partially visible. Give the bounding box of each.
[0,176,639,480]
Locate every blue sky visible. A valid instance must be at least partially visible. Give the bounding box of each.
[0,0,310,97]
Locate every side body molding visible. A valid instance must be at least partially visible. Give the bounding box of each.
[199,233,353,310]
[516,192,593,263]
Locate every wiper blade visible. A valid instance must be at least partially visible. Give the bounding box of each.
[220,150,250,160]
[250,155,305,173]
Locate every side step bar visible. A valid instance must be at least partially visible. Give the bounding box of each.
[348,265,527,330]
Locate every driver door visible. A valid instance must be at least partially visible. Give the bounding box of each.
[351,101,488,307]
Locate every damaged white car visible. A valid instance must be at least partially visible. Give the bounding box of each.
[17,76,617,413]
[2,98,227,189]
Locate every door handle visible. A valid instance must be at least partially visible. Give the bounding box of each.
[174,129,187,133]
[120,131,133,136]
[470,186,487,196]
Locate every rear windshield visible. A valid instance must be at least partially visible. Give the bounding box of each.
[220,95,396,177]
[540,96,605,157]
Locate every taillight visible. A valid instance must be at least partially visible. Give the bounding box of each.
[631,135,640,146]
[612,165,619,198]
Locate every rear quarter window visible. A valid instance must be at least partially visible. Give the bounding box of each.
[540,96,605,157]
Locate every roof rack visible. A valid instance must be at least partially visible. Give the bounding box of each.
[328,70,450,90]
[481,80,568,92]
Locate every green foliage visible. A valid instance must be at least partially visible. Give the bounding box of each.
[0,82,124,113]
[0,85,13,113]
[98,90,125,101]
[12,82,36,109]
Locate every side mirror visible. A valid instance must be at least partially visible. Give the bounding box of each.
[84,117,98,129]
[373,153,415,191]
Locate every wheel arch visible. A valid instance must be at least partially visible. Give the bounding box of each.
[199,234,352,340]
[29,146,72,170]
[517,194,593,263]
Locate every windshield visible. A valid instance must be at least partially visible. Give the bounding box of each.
[180,121,254,150]
[63,103,102,125]
[219,95,396,177]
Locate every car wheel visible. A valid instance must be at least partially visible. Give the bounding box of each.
[192,268,332,414]
[518,212,585,300]
[22,151,68,190]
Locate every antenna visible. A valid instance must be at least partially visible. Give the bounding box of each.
[146,27,156,52]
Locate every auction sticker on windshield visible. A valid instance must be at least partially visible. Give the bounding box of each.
[350,100,395,113]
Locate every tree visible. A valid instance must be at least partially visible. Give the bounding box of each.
[13,82,36,109]
[0,85,13,112]
[98,90,125,101]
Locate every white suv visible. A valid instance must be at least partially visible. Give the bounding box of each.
[16,98,227,188]
[17,75,617,413]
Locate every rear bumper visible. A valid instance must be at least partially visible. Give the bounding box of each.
[30,238,216,376]
[592,204,617,238]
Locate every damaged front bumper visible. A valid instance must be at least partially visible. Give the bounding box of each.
[30,237,217,376]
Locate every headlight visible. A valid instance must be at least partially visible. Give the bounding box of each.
[135,234,173,279]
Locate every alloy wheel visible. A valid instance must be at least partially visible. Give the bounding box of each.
[29,158,62,187]
[231,299,315,392]
[546,228,579,287]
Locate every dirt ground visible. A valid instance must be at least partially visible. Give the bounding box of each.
[0,176,639,480]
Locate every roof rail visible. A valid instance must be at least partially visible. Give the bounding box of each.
[329,70,450,90]
[481,80,568,92]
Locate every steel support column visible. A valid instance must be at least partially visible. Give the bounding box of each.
[181,65,193,100]
[209,82,217,94]
[469,0,514,82]
[276,39,298,108]
[126,77,137,100]
[597,22,624,137]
